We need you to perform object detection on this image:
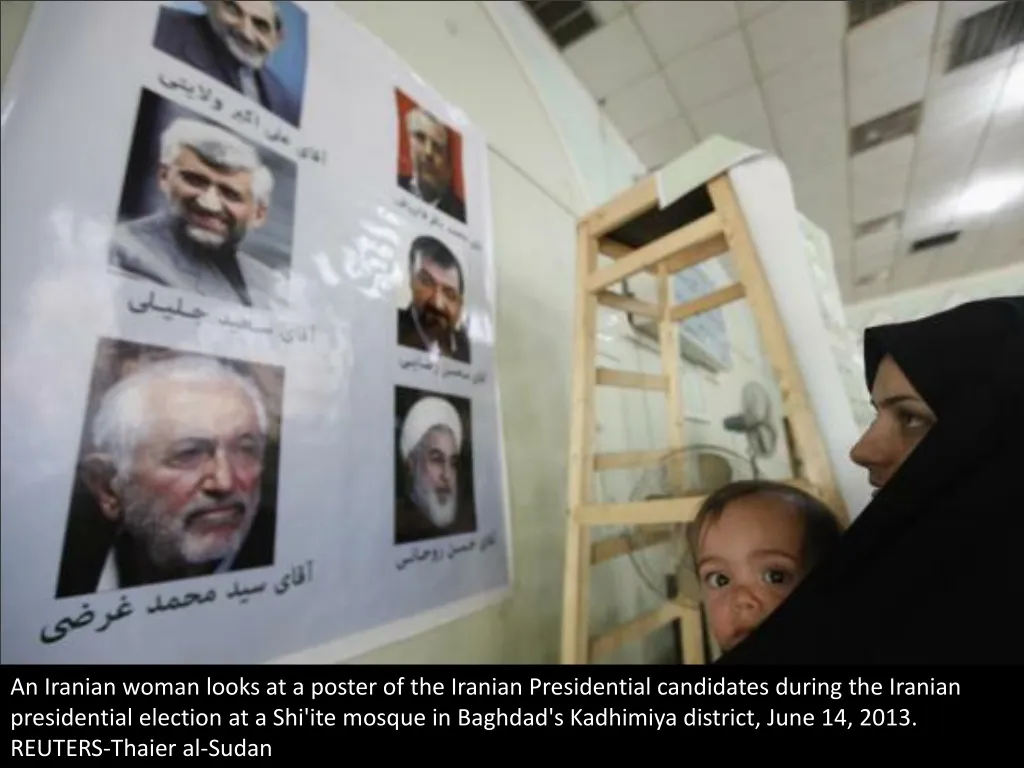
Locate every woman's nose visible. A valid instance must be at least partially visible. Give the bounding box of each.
[850,421,885,469]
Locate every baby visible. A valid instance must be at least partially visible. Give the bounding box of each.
[688,480,843,655]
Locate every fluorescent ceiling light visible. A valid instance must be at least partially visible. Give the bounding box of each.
[958,176,1024,217]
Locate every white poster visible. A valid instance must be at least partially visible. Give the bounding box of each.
[0,0,511,664]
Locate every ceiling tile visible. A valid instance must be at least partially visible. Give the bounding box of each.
[629,115,698,169]
[934,0,1009,48]
[972,113,1024,175]
[745,1,845,78]
[929,231,989,281]
[589,1,628,25]
[852,135,915,185]
[928,41,1015,94]
[901,201,956,243]
[919,66,1007,140]
[848,273,893,302]
[832,238,853,272]
[928,252,971,283]
[853,226,899,280]
[848,52,930,125]
[563,14,658,99]
[791,158,847,203]
[955,173,1024,232]
[994,244,1024,271]
[689,84,776,151]
[952,204,995,235]
[824,230,854,272]
[888,248,936,292]
[632,1,741,66]
[916,114,987,166]
[790,160,849,244]
[908,143,976,202]
[761,47,843,119]
[663,30,756,111]
[988,203,1024,236]
[854,247,896,283]
[852,168,909,224]
[991,59,1024,124]
[602,71,681,139]
[549,0,1014,307]
[856,219,901,254]
[982,215,1024,268]
[773,95,846,179]
[737,1,782,22]
[902,170,964,239]
[846,1,939,83]
[798,201,850,253]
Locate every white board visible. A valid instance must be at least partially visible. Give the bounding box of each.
[0,0,511,664]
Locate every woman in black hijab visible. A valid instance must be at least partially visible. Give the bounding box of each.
[717,296,1024,664]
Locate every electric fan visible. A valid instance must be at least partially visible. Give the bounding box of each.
[722,381,778,479]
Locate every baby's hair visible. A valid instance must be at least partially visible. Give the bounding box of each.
[687,479,843,569]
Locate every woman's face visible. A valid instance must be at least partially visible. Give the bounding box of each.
[850,355,937,494]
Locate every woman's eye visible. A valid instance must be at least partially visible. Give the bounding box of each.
[897,409,933,430]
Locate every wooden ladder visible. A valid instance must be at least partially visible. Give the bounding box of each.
[561,170,847,665]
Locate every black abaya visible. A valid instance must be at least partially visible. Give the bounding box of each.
[716,296,1024,665]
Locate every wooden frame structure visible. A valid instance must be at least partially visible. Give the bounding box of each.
[562,170,848,665]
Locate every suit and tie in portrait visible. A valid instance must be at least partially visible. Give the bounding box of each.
[395,91,468,225]
[396,235,471,364]
[109,88,298,311]
[54,340,283,598]
[153,1,307,127]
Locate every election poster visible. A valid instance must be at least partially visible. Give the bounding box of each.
[0,0,512,664]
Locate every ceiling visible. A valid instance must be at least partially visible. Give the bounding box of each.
[521,0,1024,306]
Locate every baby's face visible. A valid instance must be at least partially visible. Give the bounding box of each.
[696,495,807,654]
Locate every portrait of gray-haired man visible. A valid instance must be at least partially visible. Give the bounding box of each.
[109,117,287,310]
[397,106,466,225]
[395,394,476,544]
[154,1,303,127]
[73,353,276,592]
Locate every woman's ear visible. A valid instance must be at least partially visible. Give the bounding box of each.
[79,454,122,523]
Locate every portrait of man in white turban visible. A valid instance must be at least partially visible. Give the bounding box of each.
[395,390,476,544]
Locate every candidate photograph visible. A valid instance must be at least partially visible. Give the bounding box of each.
[109,87,296,311]
[397,234,471,364]
[394,387,476,545]
[395,89,467,225]
[53,338,285,598]
[153,0,308,128]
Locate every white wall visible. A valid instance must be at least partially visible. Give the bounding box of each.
[482,0,645,210]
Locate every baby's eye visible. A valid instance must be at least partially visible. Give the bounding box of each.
[762,568,792,586]
[703,572,729,589]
